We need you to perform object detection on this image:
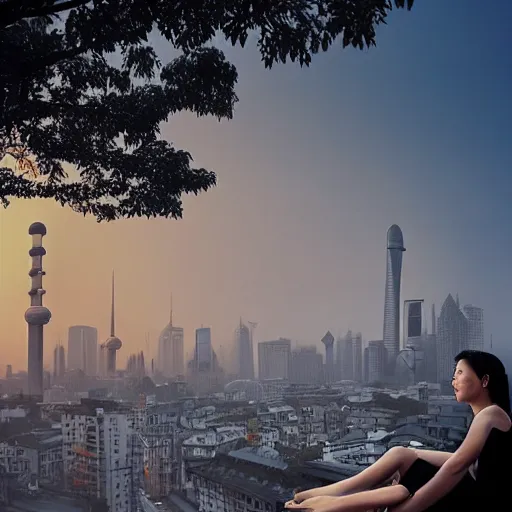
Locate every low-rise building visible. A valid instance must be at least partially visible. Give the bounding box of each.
[185,448,318,512]
[322,429,388,466]
[0,428,63,485]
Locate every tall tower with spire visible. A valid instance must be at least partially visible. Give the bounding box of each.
[25,222,51,396]
[382,224,405,374]
[104,271,122,376]
[110,271,116,337]
[157,292,184,378]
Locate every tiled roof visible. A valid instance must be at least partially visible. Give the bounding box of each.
[229,447,288,470]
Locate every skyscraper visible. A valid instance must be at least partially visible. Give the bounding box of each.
[53,344,66,379]
[399,299,427,383]
[382,224,405,371]
[189,327,224,394]
[321,331,334,384]
[352,332,363,382]
[25,222,51,397]
[421,303,438,383]
[339,330,363,382]
[364,340,386,384]
[195,327,213,370]
[437,294,468,391]
[462,305,484,351]
[258,339,291,381]
[67,326,98,375]
[289,346,323,385]
[157,296,184,378]
[236,319,254,380]
[335,336,343,381]
[403,299,424,349]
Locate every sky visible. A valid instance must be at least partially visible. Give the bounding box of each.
[1,0,512,372]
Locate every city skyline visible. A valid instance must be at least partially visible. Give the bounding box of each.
[0,211,496,373]
[0,0,511,371]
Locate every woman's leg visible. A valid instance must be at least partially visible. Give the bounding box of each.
[335,447,418,494]
[288,484,411,512]
[295,447,418,501]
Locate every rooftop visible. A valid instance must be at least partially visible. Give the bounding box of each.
[187,452,314,504]
[1,428,62,450]
[182,427,245,447]
[229,446,288,470]
[59,398,134,416]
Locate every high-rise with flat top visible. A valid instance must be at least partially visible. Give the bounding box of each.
[382,224,405,371]
[258,339,291,381]
[68,325,98,375]
[462,305,484,351]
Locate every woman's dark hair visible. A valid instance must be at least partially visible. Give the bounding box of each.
[455,350,511,415]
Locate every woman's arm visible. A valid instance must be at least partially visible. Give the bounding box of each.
[392,409,496,512]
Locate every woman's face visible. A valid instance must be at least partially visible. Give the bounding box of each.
[452,359,486,403]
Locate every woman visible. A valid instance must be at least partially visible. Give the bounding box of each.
[285,350,511,512]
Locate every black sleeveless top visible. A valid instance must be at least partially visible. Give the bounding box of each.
[475,426,512,496]
[400,424,512,510]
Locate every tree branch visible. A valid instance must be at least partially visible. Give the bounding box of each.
[28,45,89,74]
[0,0,90,28]
[28,0,91,18]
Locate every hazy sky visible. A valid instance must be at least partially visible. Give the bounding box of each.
[1,0,511,371]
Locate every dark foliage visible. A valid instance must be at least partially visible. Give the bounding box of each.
[0,0,413,221]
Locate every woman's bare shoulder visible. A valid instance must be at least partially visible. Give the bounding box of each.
[478,405,511,430]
